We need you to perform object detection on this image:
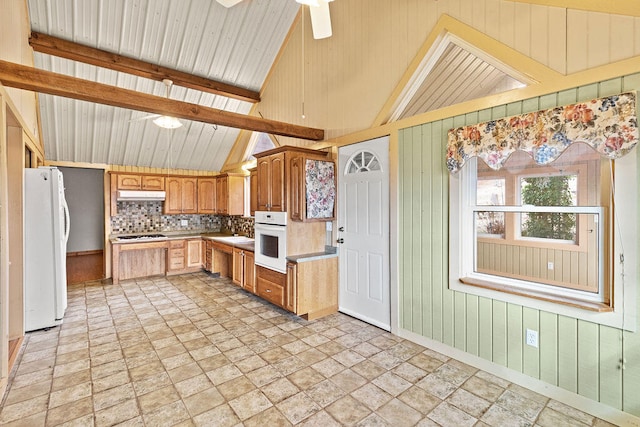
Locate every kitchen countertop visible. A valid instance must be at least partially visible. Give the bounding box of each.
[110,231,255,249]
[286,246,338,263]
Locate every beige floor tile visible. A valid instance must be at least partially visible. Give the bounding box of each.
[46,396,94,427]
[371,371,412,397]
[2,380,51,406]
[228,389,273,420]
[192,402,240,427]
[397,385,441,415]
[277,392,321,424]
[50,370,91,393]
[142,400,191,427]
[427,401,477,427]
[261,377,300,404]
[216,375,256,401]
[48,381,92,409]
[351,383,393,411]
[0,395,49,424]
[93,383,136,412]
[183,387,225,417]
[325,394,371,425]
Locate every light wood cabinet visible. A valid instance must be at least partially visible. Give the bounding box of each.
[232,247,255,292]
[285,257,338,320]
[216,173,245,216]
[187,239,202,268]
[116,174,165,191]
[198,177,217,214]
[111,241,167,285]
[257,152,285,212]
[165,177,198,214]
[167,240,186,272]
[256,266,286,308]
[167,238,203,274]
[254,146,334,221]
[212,241,233,277]
[249,167,257,216]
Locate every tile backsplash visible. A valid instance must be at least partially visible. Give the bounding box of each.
[110,201,255,237]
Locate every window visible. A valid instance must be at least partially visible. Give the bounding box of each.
[447,92,638,330]
[469,144,606,302]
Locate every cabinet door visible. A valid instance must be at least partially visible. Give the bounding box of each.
[244,251,255,293]
[289,155,304,221]
[216,175,229,214]
[142,175,165,190]
[257,158,271,211]
[232,247,244,286]
[165,177,183,214]
[181,178,198,214]
[117,174,142,190]
[187,239,202,268]
[198,178,216,214]
[269,153,286,212]
[285,262,297,312]
[249,169,258,216]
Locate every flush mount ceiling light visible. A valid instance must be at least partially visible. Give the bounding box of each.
[153,115,182,129]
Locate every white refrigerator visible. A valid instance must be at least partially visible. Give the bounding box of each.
[24,167,70,331]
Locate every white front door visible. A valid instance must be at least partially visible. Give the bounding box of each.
[338,136,390,331]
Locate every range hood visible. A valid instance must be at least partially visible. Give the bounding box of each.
[117,190,166,201]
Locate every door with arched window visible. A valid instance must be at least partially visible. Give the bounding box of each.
[337,136,390,330]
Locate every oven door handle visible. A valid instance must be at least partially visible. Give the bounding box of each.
[255,223,286,232]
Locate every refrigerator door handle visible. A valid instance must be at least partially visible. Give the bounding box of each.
[63,199,71,244]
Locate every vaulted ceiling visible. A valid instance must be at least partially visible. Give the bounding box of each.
[27,0,301,171]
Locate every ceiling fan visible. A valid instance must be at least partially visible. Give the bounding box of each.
[216,0,334,39]
[130,79,183,129]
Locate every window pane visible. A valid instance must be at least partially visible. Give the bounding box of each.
[475,212,600,294]
[477,178,505,205]
[475,211,505,237]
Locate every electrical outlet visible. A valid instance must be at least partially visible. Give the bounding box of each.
[526,329,538,348]
[180,219,188,226]
[547,262,554,270]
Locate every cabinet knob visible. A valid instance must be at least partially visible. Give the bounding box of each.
[266,289,272,293]
[337,238,344,244]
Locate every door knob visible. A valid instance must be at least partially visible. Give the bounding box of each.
[338,227,344,232]
[337,238,344,244]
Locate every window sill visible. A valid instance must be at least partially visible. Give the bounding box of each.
[459,276,613,313]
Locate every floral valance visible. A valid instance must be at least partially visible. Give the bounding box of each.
[446,92,638,173]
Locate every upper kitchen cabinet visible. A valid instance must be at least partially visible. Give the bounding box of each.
[249,167,257,217]
[216,173,245,216]
[255,146,335,221]
[116,174,165,191]
[165,177,198,214]
[257,152,285,212]
[197,177,217,214]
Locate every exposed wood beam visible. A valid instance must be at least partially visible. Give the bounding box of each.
[0,60,324,141]
[29,31,261,103]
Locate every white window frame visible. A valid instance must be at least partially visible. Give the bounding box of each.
[449,154,638,331]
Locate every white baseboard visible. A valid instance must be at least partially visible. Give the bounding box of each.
[398,328,640,427]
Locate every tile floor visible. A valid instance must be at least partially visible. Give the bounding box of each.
[0,272,615,426]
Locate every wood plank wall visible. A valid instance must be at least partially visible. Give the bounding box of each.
[258,0,640,152]
[398,72,640,416]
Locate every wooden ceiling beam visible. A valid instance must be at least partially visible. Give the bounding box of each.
[0,60,323,140]
[29,31,261,103]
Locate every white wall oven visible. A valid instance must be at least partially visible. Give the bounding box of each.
[254,211,287,273]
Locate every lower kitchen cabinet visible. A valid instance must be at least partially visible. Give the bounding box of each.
[167,240,186,272]
[286,257,338,320]
[256,266,286,308]
[232,247,255,292]
[167,238,203,274]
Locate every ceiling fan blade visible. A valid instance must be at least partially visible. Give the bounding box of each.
[129,113,160,123]
[309,0,332,39]
[216,0,244,7]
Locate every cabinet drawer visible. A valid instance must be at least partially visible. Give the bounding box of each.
[170,248,185,258]
[169,240,185,249]
[257,279,284,307]
[212,242,233,254]
[169,258,185,270]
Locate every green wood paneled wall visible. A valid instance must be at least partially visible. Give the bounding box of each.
[398,73,640,416]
